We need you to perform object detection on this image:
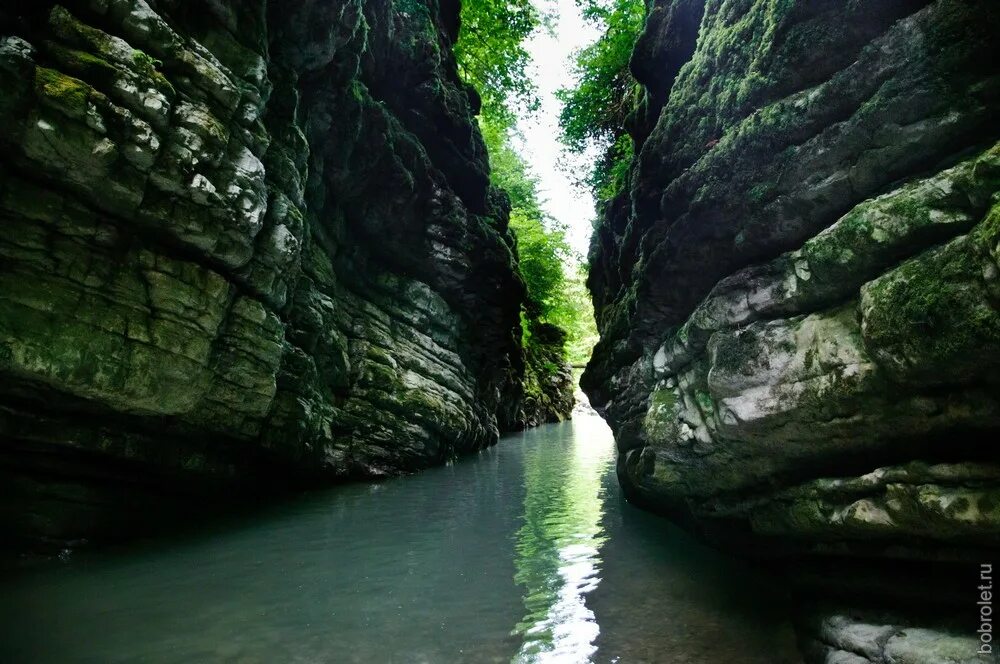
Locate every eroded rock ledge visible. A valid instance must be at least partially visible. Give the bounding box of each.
[585,0,999,659]
[0,0,572,549]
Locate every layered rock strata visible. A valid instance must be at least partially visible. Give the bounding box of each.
[585,0,1000,658]
[0,0,571,548]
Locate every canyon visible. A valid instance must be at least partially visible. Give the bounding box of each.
[1,0,998,662]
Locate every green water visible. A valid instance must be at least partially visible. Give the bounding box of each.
[0,415,800,663]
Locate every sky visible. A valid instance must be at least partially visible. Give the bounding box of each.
[511,0,602,260]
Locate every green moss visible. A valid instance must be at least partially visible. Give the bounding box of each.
[862,222,1000,382]
[791,152,993,306]
[44,42,119,87]
[649,387,677,411]
[694,389,714,415]
[799,203,886,290]
[643,386,681,443]
[520,316,574,423]
[49,5,112,50]
[0,341,13,366]
[712,327,765,375]
[657,0,820,164]
[747,180,774,203]
[130,48,174,93]
[48,7,173,95]
[946,496,971,517]
[131,49,163,75]
[972,201,1000,260]
[350,80,366,103]
[803,344,818,370]
[396,0,433,20]
[34,66,91,119]
[751,498,830,536]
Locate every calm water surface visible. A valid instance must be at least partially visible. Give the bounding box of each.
[0,414,800,663]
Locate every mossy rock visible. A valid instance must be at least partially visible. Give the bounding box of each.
[861,212,1000,386]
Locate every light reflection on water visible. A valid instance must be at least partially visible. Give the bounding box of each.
[0,415,800,663]
[512,416,612,663]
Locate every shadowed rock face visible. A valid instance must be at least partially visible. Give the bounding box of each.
[585,0,1000,658]
[0,0,571,548]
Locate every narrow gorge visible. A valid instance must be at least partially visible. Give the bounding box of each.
[1,0,998,662]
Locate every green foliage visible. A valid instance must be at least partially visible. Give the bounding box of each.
[593,132,634,202]
[478,116,542,215]
[557,0,643,199]
[455,0,540,126]
[131,49,163,75]
[480,117,597,365]
[481,121,568,315]
[509,208,570,316]
[34,67,90,116]
[559,265,599,366]
[456,0,600,368]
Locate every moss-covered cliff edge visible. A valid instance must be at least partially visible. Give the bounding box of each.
[585,0,1000,659]
[0,0,572,549]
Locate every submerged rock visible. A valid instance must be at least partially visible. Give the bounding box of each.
[0,0,572,550]
[585,0,1000,658]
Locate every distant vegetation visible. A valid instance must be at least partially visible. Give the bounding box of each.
[456,0,598,366]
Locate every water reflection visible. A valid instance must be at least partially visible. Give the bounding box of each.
[512,417,614,662]
[0,415,800,663]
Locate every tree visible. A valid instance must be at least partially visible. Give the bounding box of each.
[454,0,539,127]
[456,0,570,324]
[557,0,644,200]
[480,120,571,323]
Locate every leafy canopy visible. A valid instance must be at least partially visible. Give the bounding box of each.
[455,0,599,366]
[454,0,540,125]
[558,0,644,200]
[479,119,570,319]
[481,123,597,366]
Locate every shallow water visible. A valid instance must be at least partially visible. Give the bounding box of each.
[0,415,800,663]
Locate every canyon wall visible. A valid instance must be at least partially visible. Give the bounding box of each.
[0,0,571,549]
[585,0,1000,659]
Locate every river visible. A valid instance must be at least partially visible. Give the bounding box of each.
[0,414,801,663]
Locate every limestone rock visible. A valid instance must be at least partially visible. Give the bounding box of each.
[585,0,1000,659]
[0,0,572,549]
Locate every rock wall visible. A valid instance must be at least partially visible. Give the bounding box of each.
[585,0,1000,658]
[0,0,571,549]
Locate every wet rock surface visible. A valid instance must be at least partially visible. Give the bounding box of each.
[0,0,572,550]
[585,0,1000,659]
